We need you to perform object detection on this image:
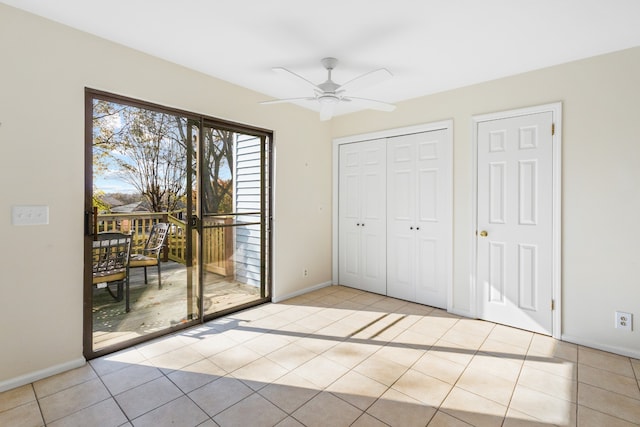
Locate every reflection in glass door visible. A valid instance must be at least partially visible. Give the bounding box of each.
[85,89,272,358]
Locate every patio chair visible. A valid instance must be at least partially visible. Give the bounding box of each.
[93,234,132,312]
[130,222,170,289]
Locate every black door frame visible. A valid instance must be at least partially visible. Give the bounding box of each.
[84,88,273,359]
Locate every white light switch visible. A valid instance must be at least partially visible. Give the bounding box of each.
[12,205,49,226]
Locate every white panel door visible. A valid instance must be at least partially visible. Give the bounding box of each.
[387,130,451,308]
[477,112,553,335]
[338,143,362,288]
[338,139,386,294]
[386,136,415,301]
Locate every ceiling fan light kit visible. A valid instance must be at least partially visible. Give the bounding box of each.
[260,57,396,121]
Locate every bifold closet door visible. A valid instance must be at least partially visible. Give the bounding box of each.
[386,130,451,309]
[338,139,387,295]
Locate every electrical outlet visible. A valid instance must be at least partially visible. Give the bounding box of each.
[615,311,632,331]
[303,268,309,277]
[12,205,49,226]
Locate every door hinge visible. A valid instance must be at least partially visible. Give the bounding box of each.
[551,299,555,310]
[551,123,555,136]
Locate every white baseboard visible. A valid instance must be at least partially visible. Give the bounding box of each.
[272,281,333,303]
[561,334,640,359]
[0,357,86,393]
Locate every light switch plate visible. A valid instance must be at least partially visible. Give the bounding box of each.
[12,205,49,226]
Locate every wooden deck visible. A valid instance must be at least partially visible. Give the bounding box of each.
[92,261,260,350]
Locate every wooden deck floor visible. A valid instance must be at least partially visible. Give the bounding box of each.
[92,261,261,350]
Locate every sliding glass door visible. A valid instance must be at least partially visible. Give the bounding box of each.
[199,125,270,317]
[84,89,272,358]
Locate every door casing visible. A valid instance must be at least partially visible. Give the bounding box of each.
[470,102,562,339]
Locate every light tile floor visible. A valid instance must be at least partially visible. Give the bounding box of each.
[2,285,640,427]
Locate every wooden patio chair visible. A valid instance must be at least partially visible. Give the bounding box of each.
[130,222,170,289]
[93,233,132,312]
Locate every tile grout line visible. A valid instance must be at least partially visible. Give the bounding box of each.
[576,348,581,426]
[629,357,640,396]
[575,345,640,425]
[499,331,535,427]
[410,316,467,427]
[432,320,496,427]
[159,360,219,426]
[30,383,46,427]
[338,306,413,427]
[36,364,119,426]
[272,286,370,426]
[317,307,397,419]
[293,297,413,426]
[89,356,133,426]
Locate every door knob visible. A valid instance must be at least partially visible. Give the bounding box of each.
[479,230,488,237]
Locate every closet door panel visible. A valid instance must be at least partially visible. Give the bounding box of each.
[360,139,387,294]
[362,228,386,294]
[416,236,439,305]
[341,229,361,287]
[338,139,386,293]
[387,233,415,301]
[415,129,450,308]
[387,130,451,309]
[338,143,362,287]
[386,139,416,301]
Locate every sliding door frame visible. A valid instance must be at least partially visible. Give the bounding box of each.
[84,88,273,359]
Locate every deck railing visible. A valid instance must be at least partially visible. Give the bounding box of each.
[96,211,234,277]
[96,212,168,257]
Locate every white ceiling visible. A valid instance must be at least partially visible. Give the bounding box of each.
[4,0,640,117]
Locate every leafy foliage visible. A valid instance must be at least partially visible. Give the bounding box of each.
[92,99,236,214]
[93,100,188,212]
[202,128,234,214]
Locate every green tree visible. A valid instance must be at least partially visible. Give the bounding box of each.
[202,129,234,214]
[93,100,236,215]
[93,100,188,212]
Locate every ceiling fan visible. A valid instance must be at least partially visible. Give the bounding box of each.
[260,57,396,121]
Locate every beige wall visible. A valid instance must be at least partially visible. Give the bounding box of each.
[1,3,639,390]
[0,4,332,388]
[332,47,640,358]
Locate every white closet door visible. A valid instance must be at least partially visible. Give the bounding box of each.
[338,139,386,294]
[386,136,416,301]
[387,130,451,308]
[338,142,362,288]
[415,129,450,308]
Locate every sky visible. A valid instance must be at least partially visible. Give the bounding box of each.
[94,174,138,194]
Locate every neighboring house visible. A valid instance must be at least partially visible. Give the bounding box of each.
[109,201,150,214]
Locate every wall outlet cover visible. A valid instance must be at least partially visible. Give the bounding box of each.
[615,311,632,331]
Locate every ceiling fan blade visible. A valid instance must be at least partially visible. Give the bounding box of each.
[273,67,321,91]
[339,68,392,92]
[319,102,334,121]
[260,97,315,105]
[344,96,396,112]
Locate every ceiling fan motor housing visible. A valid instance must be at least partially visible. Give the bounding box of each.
[318,94,339,104]
[321,57,338,70]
